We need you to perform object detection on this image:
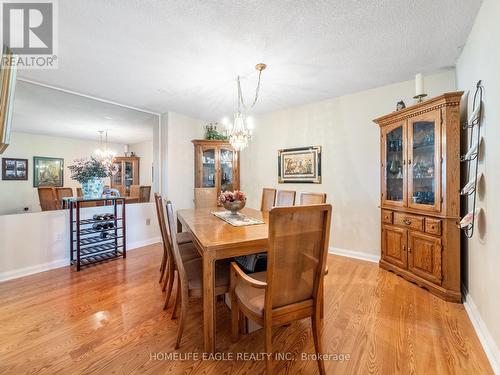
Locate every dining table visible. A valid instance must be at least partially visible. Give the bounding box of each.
[176,206,269,353]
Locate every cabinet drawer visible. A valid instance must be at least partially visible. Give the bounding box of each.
[382,210,393,224]
[425,218,442,236]
[394,213,424,231]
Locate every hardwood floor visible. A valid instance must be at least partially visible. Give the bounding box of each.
[0,243,492,374]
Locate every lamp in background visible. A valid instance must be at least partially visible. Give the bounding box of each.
[226,63,266,151]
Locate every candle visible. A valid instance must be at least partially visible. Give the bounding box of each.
[415,73,424,96]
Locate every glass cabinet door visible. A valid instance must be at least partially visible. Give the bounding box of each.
[408,111,441,211]
[124,161,133,195]
[382,122,406,206]
[219,147,234,192]
[112,162,122,187]
[201,147,216,188]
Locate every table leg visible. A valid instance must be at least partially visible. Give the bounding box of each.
[203,253,216,353]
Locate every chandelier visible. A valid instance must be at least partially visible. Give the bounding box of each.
[227,63,266,151]
[95,130,116,165]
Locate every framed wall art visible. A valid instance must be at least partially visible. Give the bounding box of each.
[33,156,64,187]
[278,146,321,183]
[2,158,28,180]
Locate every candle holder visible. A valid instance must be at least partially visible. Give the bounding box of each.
[413,93,428,103]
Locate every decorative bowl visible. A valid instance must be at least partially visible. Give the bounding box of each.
[223,199,246,215]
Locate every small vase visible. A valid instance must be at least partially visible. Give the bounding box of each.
[223,200,246,215]
[81,177,104,199]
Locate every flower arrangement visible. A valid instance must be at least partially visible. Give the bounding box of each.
[68,155,116,183]
[218,190,246,204]
[205,123,228,141]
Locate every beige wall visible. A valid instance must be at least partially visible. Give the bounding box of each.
[0,132,125,215]
[241,70,456,257]
[456,0,500,371]
[166,112,205,210]
[129,140,154,187]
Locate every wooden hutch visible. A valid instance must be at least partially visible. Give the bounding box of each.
[192,140,240,207]
[111,156,140,196]
[373,92,463,302]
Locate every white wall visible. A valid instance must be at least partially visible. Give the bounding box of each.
[0,132,125,215]
[166,112,205,210]
[129,140,154,187]
[456,0,500,371]
[241,70,456,257]
[0,202,160,281]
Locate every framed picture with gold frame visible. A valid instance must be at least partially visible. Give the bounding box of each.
[278,146,321,183]
[33,156,64,187]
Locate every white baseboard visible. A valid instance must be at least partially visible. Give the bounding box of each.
[328,247,380,263]
[0,237,162,283]
[462,285,500,374]
[0,258,69,283]
[127,237,161,250]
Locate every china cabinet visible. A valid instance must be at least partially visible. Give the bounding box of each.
[192,140,240,207]
[374,92,463,302]
[111,156,140,196]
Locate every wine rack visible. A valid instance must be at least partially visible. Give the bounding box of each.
[68,197,126,271]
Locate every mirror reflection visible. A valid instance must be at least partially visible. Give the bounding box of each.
[0,81,158,215]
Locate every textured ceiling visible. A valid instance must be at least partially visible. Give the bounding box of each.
[19,0,481,120]
[12,81,156,144]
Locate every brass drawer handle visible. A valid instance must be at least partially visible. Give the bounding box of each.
[408,247,412,253]
[403,219,412,225]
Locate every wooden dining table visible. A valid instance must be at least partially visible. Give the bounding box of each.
[177,207,269,353]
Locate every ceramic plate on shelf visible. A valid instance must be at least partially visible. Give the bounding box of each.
[460,174,480,195]
[460,210,476,228]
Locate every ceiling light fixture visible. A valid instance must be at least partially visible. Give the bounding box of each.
[227,63,266,151]
[95,130,116,163]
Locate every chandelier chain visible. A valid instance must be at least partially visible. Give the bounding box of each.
[237,68,263,112]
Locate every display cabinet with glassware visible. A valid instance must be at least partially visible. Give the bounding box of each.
[373,92,463,302]
[192,140,240,207]
[110,156,140,196]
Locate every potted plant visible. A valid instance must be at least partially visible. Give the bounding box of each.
[218,190,246,215]
[68,156,116,199]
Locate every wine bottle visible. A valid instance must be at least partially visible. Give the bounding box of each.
[92,223,104,230]
[93,214,103,221]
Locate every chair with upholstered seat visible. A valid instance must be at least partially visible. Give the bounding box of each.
[297,192,327,205]
[261,188,277,212]
[275,190,295,206]
[165,200,229,349]
[55,187,73,209]
[230,204,332,374]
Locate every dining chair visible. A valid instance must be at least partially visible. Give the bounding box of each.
[38,187,58,211]
[129,185,140,198]
[55,187,73,209]
[165,200,229,349]
[297,192,327,205]
[194,188,218,208]
[154,193,169,284]
[160,201,200,306]
[275,190,296,206]
[76,187,83,197]
[139,186,151,202]
[230,204,332,374]
[260,188,277,212]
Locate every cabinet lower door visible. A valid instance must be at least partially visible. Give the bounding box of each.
[408,231,442,285]
[382,225,407,269]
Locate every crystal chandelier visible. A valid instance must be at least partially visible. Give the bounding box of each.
[95,130,116,165]
[227,63,266,151]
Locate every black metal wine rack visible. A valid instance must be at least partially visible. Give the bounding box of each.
[68,197,126,271]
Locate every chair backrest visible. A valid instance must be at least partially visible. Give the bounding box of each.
[266,204,332,310]
[38,187,57,211]
[154,193,170,258]
[297,192,327,205]
[194,188,217,208]
[275,190,296,206]
[76,187,83,197]
[165,200,189,294]
[55,187,73,208]
[139,186,151,202]
[260,188,276,212]
[130,185,140,198]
